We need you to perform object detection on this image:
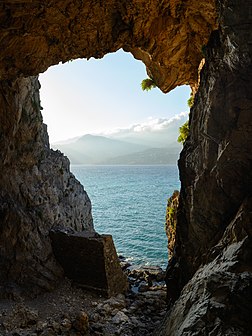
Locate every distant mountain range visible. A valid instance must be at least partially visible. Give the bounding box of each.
[52,113,188,165]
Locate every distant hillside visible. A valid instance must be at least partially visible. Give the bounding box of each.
[100,147,181,165]
[52,114,187,164]
[53,134,148,164]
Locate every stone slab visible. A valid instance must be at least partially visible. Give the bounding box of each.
[50,229,128,297]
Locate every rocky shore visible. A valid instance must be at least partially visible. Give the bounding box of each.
[0,259,167,336]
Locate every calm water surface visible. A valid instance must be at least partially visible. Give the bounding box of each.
[71,165,180,268]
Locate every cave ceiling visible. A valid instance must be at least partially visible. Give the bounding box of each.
[0,0,217,92]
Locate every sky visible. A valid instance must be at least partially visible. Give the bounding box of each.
[39,49,190,143]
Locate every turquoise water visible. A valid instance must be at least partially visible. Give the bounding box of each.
[71,165,180,268]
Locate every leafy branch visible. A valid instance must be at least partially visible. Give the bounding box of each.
[141,78,157,91]
[178,120,189,144]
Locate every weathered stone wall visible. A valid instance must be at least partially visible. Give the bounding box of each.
[0,0,217,91]
[0,76,93,295]
[162,0,252,334]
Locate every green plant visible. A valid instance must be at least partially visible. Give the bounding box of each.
[178,120,189,144]
[141,78,157,91]
[187,95,194,108]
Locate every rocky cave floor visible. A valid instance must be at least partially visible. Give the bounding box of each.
[0,259,167,336]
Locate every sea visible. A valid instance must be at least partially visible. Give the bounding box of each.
[71,165,180,269]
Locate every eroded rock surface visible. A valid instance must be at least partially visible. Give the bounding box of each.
[0,77,93,295]
[162,0,252,334]
[165,190,179,261]
[157,228,252,335]
[0,0,217,92]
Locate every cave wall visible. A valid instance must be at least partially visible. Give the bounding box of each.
[161,0,252,334]
[0,76,93,295]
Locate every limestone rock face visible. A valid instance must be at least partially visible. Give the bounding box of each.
[162,0,252,334]
[157,224,252,335]
[165,190,179,260]
[0,0,217,92]
[0,76,93,294]
[158,199,252,336]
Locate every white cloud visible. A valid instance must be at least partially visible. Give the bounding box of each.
[53,112,189,146]
[105,111,188,135]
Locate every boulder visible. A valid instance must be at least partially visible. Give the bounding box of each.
[50,229,128,297]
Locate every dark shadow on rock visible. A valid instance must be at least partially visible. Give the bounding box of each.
[50,228,128,297]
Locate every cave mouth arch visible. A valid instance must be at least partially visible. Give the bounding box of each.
[0,0,217,294]
[39,50,190,269]
[0,0,252,335]
[2,3,252,335]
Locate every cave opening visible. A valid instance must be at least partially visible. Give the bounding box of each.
[2,1,252,334]
[39,49,190,269]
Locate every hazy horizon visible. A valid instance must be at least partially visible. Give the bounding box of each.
[52,111,188,145]
[51,111,187,165]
